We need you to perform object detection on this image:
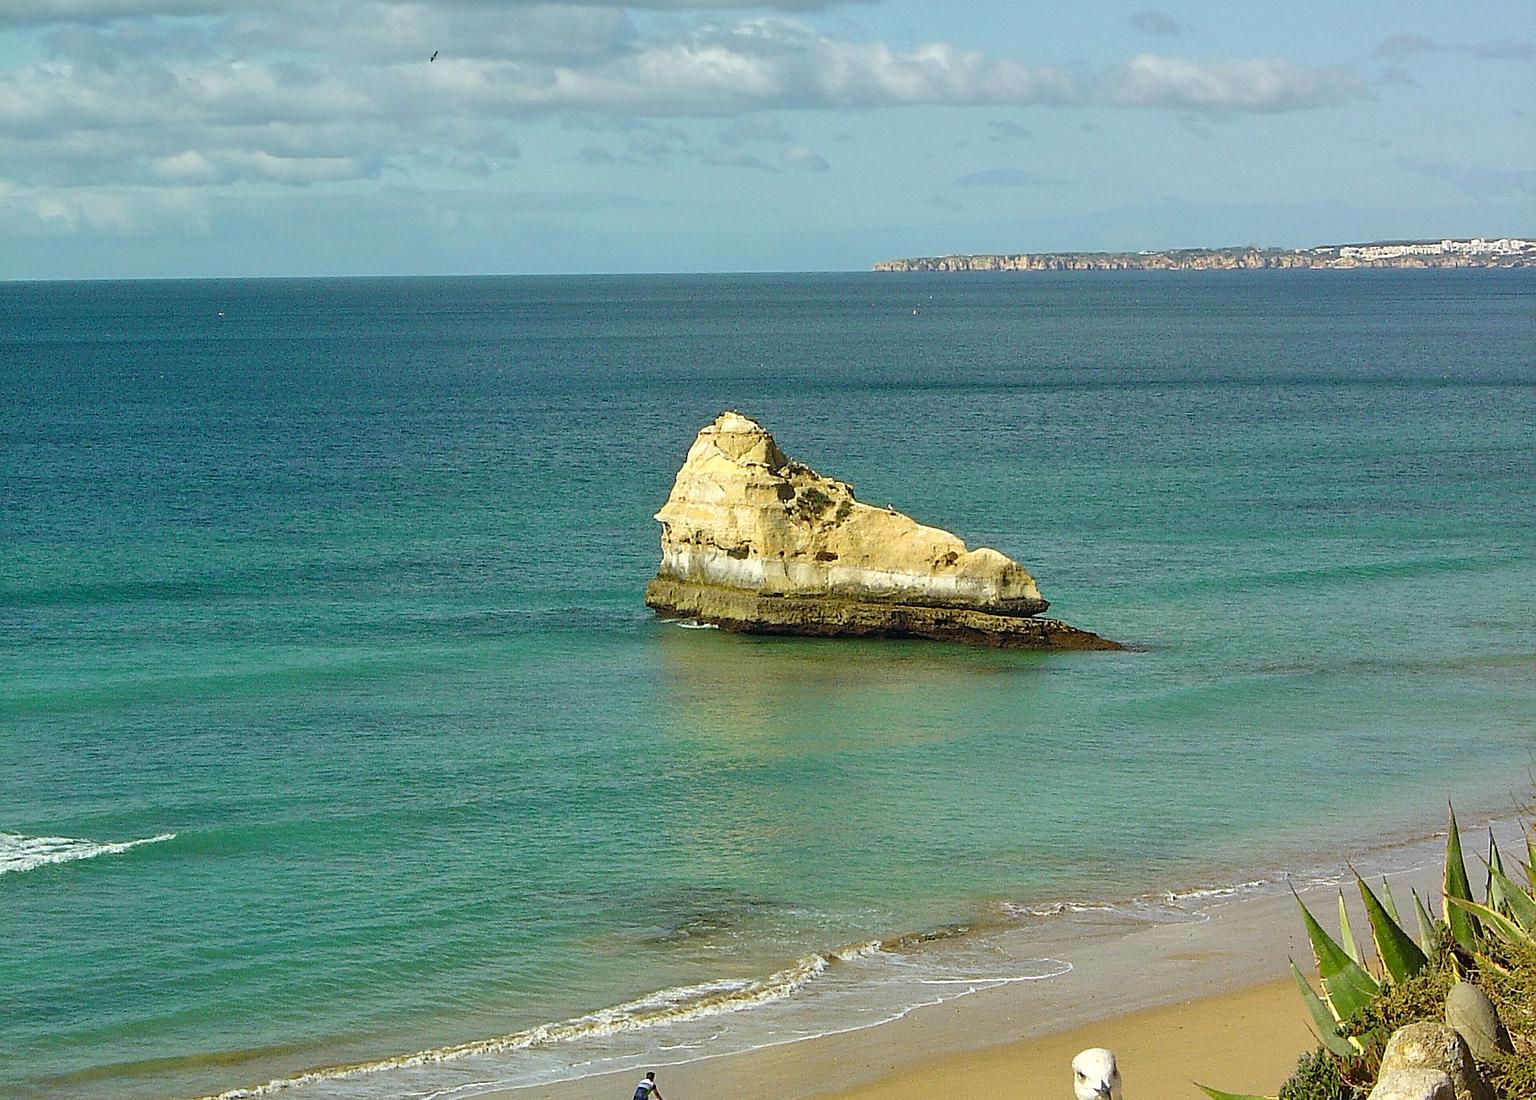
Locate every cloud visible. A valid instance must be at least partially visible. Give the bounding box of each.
[1377,67,1418,89]
[985,118,1031,143]
[952,167,1062,187]
[718,114,793,147]
[701,149,778,171]
[230,4,637,65]
[780,144,828,171]
[1103,54,1364,112]
[1375,33,1438,59]
[0,0,871,28]
[1177,113,1214,140]
[1375,33,1535,63]
[1471,39,1536,61]
[0,179,212,234]
[1130,10,1183,37]
[1397,157,1536,197]
[2,0,236,26]
[0,6,1375,230]
[575,126,693,165]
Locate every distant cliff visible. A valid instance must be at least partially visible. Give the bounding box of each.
[874,237,1535,273]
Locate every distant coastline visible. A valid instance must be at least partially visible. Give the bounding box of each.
[873,236,1535,272]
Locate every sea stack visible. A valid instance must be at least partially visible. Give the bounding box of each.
[644,413,1121,650]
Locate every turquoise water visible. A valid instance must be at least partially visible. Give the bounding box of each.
[2,271,1533,1100]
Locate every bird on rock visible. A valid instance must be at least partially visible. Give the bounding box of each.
[1072,1048,1123,1100]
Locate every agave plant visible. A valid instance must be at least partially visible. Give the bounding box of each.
[1198,804,1536,1100]
[1445,832,1536,971]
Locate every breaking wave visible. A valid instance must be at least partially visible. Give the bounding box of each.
[201,942,884,1099]
[0,831,176,876]
[195,935,1071,1100]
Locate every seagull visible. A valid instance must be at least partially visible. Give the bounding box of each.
[429,50,438,62]
[1073,1048,1123,1100]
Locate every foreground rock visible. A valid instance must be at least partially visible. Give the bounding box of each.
[644,413,1120,650]
[1375,1023,1493,1100]
[1368,1070,1455,1100]
[1444,981,1512,1064]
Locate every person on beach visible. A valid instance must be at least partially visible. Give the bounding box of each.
[633,1072,664,1100]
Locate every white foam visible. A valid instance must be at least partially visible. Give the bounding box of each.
[1161,879,1268,903]
[0,831,176,876]
[198,950,848,1099]
[1007,900,1120,918]
[918,959,1074,986]
[831,940,884,961]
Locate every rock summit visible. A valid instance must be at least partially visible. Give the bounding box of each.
[644,413,1120,650]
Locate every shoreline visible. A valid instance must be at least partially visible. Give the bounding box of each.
[162,808,1529,1100]
[175,809,1531,1100]
[489,814,1529,1100]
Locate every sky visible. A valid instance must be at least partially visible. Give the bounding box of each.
[0,0,1532,278]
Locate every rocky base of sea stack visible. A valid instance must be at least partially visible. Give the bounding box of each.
[645,577,1123,651]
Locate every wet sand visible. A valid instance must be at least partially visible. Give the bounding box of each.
[507,819,1526,1100]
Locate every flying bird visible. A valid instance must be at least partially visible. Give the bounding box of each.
[430,50,438,62]
[1072,1048,1123,1100]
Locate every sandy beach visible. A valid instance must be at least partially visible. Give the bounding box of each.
[820,980,1311,1100]
[508,817,1526,1100]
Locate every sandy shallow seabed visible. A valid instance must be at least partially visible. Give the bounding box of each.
[508,817,1528,1100]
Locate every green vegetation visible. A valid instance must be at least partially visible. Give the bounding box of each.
[1201,805,1536,1100]
[793,486,835,520]
[1276,1048,1350,1100]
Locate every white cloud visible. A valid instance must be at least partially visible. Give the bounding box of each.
[0,180,211,234]
[780,143,827,171]
[1103,54,1364,112]
[230,3,637,65]
[0,0,871,28]
[150,148,219,182]
[0,5,1375,229]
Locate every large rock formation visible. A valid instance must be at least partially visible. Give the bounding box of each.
[644,413,1120,650]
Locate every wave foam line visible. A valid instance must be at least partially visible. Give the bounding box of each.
[198,941,885,1100]
[0,831,176,876]
[918,959,1074,985]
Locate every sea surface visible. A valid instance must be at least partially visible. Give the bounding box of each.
[2,270,1533,1100]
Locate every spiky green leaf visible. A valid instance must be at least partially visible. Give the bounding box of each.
[1357,873,1427,983]
[1489,866,1536,932]
[1444,807,1479,950]
[1297,893,1379,1020]
[1488,833,1508,915]
[1446,895,1530,948]
[1412,888,1437,953]
[1338,890,1362,965]
[1291,960,1359,1057]
[1380,878,1402,925]
[1195,1086,1277,1100]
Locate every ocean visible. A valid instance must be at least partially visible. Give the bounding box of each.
[2,270,1533,1100]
